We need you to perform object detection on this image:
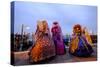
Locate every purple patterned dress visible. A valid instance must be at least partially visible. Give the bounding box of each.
[51,22,65,55]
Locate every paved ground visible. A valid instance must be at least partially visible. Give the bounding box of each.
[13,45,97,66]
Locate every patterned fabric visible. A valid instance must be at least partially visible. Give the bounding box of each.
[69,24,93,57]
[29,20,55,62]
[51,22,65,55]
[82,27,93,46]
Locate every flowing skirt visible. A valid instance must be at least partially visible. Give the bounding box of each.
[53,38,65,55]
[29,35,56,62]
[69,36,93,57]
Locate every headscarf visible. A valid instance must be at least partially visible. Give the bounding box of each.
[35,20,50,41]
[51,21,63,41]
[73,24,82,36]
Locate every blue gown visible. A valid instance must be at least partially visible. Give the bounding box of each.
[69,36,93,57]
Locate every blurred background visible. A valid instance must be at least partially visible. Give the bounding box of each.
[11,1,97,51]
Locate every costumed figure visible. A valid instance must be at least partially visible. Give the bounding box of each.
[69,24,93,57]
[29,20,56,62]
[82,27,93,46]
[51,22,65,55]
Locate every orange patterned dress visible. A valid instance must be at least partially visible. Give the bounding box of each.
[29,20,56,62]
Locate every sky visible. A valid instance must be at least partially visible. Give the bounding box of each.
[12,1,97,35]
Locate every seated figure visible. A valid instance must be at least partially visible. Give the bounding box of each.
[69,24,93,57]
[51,22,66,55]
[29,20,56,62]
